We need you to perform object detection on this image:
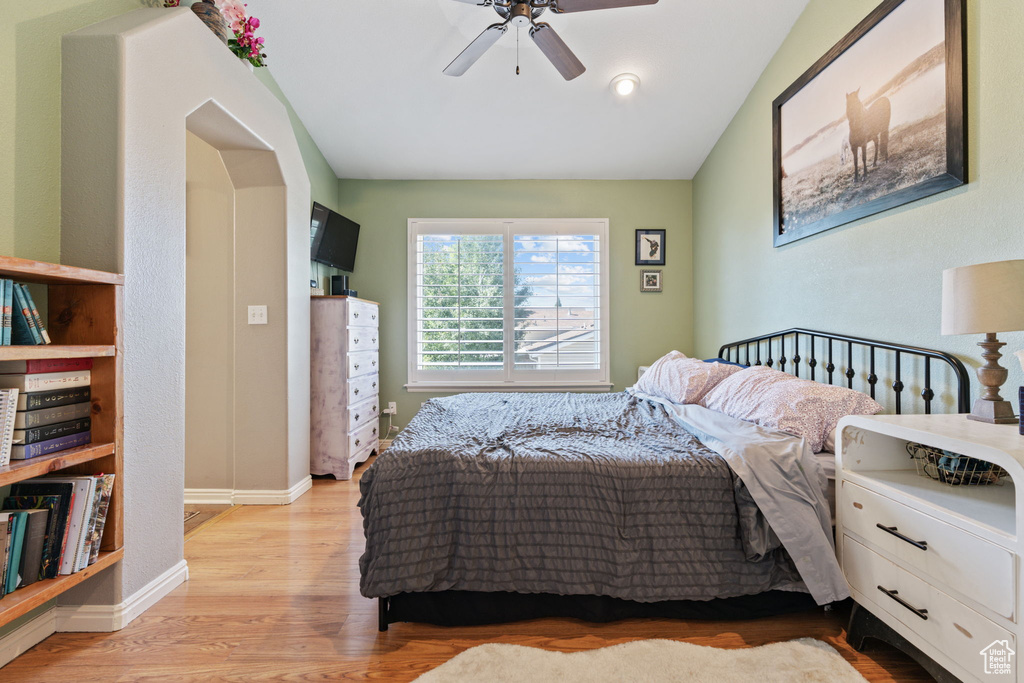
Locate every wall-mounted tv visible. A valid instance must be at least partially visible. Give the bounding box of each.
[310,202,360,272]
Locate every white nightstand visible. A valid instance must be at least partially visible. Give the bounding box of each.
[837,414,1024,683]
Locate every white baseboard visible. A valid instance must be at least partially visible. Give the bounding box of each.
[0,610,56,668]
[185,475,312,506]
[54,559,189,633]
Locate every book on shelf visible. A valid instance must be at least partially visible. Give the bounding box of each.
[41,477,96,575]
[17,285,50,345]
[10,284,42,346]
[13,400,91,430]
[4,495,63,581]
[0,388,17,467]
[0,359,94,375]
[1,281,10,346]
[7,483,74,580]
[11,431,91,461]
[17,386,91,412]
[13,509,48,588]
[0,370,90,393]
[3,511,27,594]
[88,474,115,566]
[13,417,91,445]
[0,514,10,592]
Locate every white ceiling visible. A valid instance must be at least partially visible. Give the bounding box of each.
[243,0,809,180]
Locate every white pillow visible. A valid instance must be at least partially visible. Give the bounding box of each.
[634,351,743,405]
[701,366,883,453]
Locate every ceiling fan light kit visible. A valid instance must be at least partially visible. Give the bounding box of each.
[444,0,660,81]
[611,73,640,96]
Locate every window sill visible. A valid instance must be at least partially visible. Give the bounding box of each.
[404,382,614,393]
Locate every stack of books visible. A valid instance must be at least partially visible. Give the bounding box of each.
[0,359,92,462]
[0,281,51,346]
[0,474,115,592]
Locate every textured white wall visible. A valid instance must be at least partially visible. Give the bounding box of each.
[61,8,311,601]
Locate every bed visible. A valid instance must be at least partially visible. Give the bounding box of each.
[360,329,970,631]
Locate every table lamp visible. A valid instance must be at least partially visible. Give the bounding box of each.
[942,259,1024,423]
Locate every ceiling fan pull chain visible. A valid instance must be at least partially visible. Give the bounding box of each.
[516,27,521,75]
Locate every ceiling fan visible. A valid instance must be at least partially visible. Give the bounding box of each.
[444,0,659,81]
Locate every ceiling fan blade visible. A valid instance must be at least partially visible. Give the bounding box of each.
[529,23,586,81]
[443,23,509,77]
[551,0,658,13]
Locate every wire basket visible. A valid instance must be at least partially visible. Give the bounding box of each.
[907,442,1007,487]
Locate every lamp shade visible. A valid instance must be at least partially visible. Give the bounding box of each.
[941,259,1024,335]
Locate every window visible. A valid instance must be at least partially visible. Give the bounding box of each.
[408,219,610,390]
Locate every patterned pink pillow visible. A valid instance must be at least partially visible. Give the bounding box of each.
[700,366,883,452]
[635,352,743,405]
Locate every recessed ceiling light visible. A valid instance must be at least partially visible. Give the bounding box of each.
[610,73,640,96]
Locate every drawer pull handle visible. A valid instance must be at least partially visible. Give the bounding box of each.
[877,586,928,620]
[852,502,863,510]
[354,338,360,344]
[354,312,359,318]
[372,338,377,344]
[954,623,973,639]
[355,439,361,447]
[355,414,360,421]
[354,363,360,370]
[373,428,377,435]
[372,382,377,389]
[876,524,928,551]
[372,314,377,320]
[372,360,377,367]
[373,405,378,412]
[354,388,360,395]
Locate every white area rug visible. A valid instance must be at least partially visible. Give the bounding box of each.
[414,638,867,683]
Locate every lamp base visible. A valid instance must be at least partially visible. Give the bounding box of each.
[967,397,1018,424]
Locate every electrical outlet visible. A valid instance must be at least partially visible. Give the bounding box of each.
[383,401,397,415]
[247,305,268,325]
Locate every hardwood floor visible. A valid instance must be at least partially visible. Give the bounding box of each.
[4,457,931,681]
[184,504,236,539]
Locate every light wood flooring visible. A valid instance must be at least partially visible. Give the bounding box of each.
[4,457,931,681]
[184,504,236,538]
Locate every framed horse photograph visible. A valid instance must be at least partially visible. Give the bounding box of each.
[772,0,966,247]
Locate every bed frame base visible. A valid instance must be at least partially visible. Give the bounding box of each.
[377,590,819,631]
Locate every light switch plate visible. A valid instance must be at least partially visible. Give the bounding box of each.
[248,305,268,325]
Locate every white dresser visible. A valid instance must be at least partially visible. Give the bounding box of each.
[310,296,380,480]
[837,414,1024,683]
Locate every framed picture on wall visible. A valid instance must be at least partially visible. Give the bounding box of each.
[635,229,666,266]
[640,269,663,293]
[773,0,966,247]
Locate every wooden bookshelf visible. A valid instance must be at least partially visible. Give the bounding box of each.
[0,258,123,629]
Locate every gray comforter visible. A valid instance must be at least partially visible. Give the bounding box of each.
[359,392,846,605]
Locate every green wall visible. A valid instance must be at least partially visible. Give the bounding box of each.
[692,0,1024,405]
[336,179,693,428]
[1,0,145,263]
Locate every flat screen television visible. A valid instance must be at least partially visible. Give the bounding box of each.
[310,202,360,272]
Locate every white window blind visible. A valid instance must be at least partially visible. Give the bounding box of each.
[408,220,610,390]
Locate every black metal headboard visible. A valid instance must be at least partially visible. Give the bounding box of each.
[717,328,970,415]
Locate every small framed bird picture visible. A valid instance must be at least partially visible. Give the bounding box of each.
[635,229,665,266]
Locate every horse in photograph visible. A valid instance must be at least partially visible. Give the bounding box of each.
[846,88,891,181]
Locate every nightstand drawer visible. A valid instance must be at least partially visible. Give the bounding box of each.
[844,536,1016,683]
[842,480,1015,619]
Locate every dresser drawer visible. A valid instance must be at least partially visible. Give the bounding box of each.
[348,351,378,379]
[347,326,379,352]
[348,301,378,327]
[841,481,1015,619]
[350,420,378,455]
[348,396,379,432]
[844,535,1016,682]
[348,373,378,404]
